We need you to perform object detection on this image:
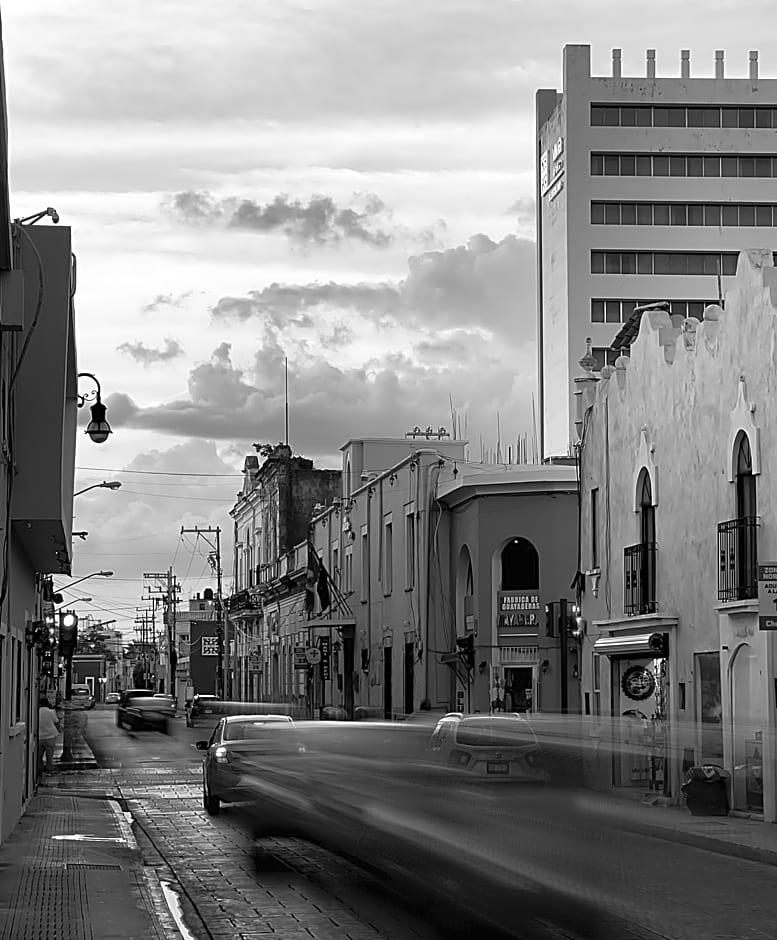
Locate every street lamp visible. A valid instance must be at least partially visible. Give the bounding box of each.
[77,373,112,444]
[74,480,121,497]
[58,570,114,591]
[55,596,92,607]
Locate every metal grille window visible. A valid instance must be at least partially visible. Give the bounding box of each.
[591,299,710,323]
[717,517,758,601]
[591,152,777,179]
[591,201,777,228]
[591,251,739,276]
[624,542,658,615]
[591,104,777,129]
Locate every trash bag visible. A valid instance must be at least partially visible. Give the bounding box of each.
[681,765,729,816]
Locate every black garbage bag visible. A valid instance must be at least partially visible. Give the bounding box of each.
[681,765,729,816]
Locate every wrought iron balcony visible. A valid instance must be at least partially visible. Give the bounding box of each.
[624,542,657,616]
[717,516,758,601]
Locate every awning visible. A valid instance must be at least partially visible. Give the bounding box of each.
[593,633,666,657]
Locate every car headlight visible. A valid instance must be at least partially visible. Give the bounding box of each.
[214,746,229,764]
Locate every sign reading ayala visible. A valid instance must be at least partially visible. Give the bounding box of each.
[757,563,777,631]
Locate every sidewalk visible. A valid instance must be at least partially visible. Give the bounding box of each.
[0,785,175,939]
[579,789,777,867]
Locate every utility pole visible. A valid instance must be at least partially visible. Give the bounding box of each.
[180,526,226,698]
[134,607,154,688]
[558,598,569,714]
[144,569,180,696]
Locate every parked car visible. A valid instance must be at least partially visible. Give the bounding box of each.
[429,713,548,783]
[105,692,121,705]
[185,694,219,727]
[196,714,296,815]
[70,685,94,710]
[117,689,174,732]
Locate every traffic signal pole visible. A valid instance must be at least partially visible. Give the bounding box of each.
[559,598,568,714]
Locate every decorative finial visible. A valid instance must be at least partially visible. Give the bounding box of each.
[579,337,597,373]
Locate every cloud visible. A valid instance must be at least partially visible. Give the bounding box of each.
[104,232,538,456]
[117,338,184,366]
[165,190,395,247]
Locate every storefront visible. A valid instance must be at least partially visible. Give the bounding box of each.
[593,626,676,797]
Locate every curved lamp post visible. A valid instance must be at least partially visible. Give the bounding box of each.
[58,570,114,592]
[77,373,112,444]
[74,480,121,497]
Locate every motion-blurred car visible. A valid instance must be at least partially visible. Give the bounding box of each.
[117,689,174,731]
[105,691,121,705]
[185,694,219,727]
[430,713,548,782]
[196,714,296,814]
[70,685,95,710]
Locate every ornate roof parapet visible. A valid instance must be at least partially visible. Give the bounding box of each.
[682,317,697,352]
[573,337,600,441]
[700,303,722,351]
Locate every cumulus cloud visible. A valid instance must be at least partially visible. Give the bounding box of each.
[165,190,395,247]
[117,337,184,365]
[104,232,538,457]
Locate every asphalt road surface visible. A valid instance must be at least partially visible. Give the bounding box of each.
[80,707,777,940]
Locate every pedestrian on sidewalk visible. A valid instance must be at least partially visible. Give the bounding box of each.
[38,696,61,779]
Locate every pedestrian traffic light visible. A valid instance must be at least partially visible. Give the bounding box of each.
[456,634,475,670]
[44,613,57,650]
[59,611,78,656]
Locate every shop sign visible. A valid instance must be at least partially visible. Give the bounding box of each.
[293,646,308,669]
[757,563,777,630]
[319,636,331,681]
[497,591,540,636]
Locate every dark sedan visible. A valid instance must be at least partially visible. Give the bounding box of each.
[196,714,296,815]
[117,691,175,732]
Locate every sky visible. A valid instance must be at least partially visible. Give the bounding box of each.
[4,0,776,640]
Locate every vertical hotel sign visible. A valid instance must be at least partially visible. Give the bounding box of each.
[497,591,540,640]
[541,135,565,202]
[758,564,777,630]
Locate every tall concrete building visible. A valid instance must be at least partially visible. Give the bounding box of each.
[537,44,777,458]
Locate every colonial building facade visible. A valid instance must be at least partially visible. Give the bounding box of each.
[578,250,777,818]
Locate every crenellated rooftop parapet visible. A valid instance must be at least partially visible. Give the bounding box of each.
[578,250,777,414]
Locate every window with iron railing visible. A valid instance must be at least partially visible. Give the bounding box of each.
[624,542,657,615]
[717,517,758,601]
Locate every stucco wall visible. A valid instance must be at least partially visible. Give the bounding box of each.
[579,249,777,804]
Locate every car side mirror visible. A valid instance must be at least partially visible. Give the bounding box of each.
[195,741,209,750]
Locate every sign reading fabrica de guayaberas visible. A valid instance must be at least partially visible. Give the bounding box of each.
[757,564,777,630]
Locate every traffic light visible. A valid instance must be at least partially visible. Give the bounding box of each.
[456,634,475,670]
[649,632,669,658]
[59,611,78,656]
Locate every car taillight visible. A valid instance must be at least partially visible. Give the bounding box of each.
[214,746,229,764]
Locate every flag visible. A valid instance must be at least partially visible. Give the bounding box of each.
[305,548,320,613]
[317,559,331,611]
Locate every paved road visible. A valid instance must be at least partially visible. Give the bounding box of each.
[79,707,777,940]
[81,708,522,940]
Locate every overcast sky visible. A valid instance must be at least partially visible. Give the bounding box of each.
[5,0,775,640]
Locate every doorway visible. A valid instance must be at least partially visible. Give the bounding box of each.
[404,642,414,715]
[504,667,533,712]
[383,646,393,719]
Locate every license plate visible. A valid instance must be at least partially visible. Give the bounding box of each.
[487,762,509,774]
[203,709,212,714]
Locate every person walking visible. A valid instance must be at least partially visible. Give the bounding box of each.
[38,696,61,779]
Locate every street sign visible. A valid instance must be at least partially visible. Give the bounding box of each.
[757,564,777,630]
[294,646,308,670]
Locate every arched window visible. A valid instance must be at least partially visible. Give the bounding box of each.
[638,470,655,546]
[501,538,539,591]
[735,433,756,520]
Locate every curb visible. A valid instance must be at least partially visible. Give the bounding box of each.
[618,818,777,868]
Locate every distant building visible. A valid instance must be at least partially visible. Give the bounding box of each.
[175,589,220,702]
[537,44,777,457]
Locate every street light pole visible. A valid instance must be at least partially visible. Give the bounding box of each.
[74,481,121,497]
[58,571,114,592]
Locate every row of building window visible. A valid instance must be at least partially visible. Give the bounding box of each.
[591,104,777,130]
[591,298,712,324]
[591,152,777,178]
[591,347,621,371]
[591,201,777,228]
[591,251,739,277]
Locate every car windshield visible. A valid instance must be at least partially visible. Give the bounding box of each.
[224,719,291,741]
[455,719,534,748]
